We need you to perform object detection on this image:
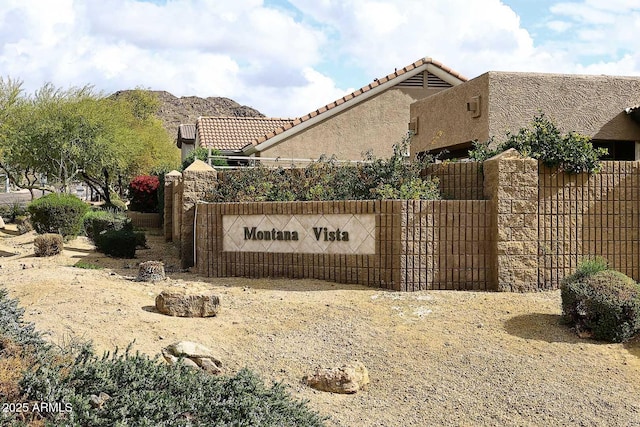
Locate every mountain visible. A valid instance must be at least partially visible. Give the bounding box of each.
[111,90,265,138]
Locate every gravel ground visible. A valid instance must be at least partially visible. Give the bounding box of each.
[1,227,639,426]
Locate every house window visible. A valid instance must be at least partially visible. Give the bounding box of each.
[592,140,637,161]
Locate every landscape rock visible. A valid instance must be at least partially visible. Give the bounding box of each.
[137,260,166,282]
[155,289,220,317]
[89,392,111,409]
[0,215,4,229]
[162,341,222,374]
[303,361,370,394]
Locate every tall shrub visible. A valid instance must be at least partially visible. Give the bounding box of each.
[128,175,159,212]
[469,113,607,174]
[27,193,89,237]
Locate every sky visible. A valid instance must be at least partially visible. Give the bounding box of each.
[0,0,639,118]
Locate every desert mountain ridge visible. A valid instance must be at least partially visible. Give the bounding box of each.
[111,90,265,138]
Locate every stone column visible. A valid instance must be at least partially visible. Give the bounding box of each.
[164,170,182,242]
[181,160,217,269]
[483,149,539,292]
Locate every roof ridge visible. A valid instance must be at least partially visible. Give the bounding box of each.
[249,56,467,147]
[197,116,297,121]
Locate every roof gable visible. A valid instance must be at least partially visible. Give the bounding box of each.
[196,117,294,152]
[243,57,467,154]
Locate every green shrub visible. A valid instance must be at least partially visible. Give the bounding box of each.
[34,233,63,257]
[0,289,46,349]
[0,202,26,223]
[19,345,326,427]
[0,289,324,427]
[83,209,130,241]
[94,228,138,258]
[27,193,89,237]
[469,113,607,174]
[561,268,640,342]
[181,146,227,171]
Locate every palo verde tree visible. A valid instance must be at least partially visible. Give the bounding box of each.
[0,81,179,204]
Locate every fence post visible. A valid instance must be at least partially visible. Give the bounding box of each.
[180,160,217,269]
[483,149,539,291]
[164,170,182,242]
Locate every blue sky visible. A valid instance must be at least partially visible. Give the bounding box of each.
[1,0,639,117]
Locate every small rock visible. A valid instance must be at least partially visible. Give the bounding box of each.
[89,392,111,409]
[162,341,223,374]
[155,290,220,317]
[137,261,166,282]
[303,361,370,394]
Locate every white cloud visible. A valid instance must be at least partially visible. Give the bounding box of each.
[1,0,640,119]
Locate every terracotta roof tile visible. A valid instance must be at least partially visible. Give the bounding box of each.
[196,117,294,152]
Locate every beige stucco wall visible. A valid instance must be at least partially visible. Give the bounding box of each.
[260,86,442,161]
[487,72,640,141]
[410,73,490,153]
[411,71,640,154]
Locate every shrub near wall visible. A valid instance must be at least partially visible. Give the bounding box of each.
[561,259,640,342]
[27,193,89,238]
[208,139,440,202]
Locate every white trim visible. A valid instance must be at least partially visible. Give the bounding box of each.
[425,63,465,85]
[243,64,434,155]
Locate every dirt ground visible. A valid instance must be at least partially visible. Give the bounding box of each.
[1,225,640,426]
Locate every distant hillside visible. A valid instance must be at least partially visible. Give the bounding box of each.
[111,90,265,138]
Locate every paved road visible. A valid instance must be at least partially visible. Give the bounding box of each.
[0,191,39,206]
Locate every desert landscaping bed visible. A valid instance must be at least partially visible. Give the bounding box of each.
[1,226,639,426]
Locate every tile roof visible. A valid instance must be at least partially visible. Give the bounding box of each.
[176,124,196,148]
[196,117,295,152]
[246,57,468,150]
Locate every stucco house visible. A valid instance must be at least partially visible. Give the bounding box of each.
[179,57,467,162]
[409,71,640,160]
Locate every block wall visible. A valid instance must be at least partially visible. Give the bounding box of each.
[538,161,640,286]
[400,200,491,291]
[195,200,402,290]
[424,162,484,200]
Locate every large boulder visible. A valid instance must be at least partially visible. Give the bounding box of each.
[155,289,220,317]
[303,361,370,394]
[162,341,222,374]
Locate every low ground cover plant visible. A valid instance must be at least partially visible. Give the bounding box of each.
[561,258,640,342]
[207,138,440,202]
[469,113,607,174]
[0,289,326,426]
[27,193,89,238]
